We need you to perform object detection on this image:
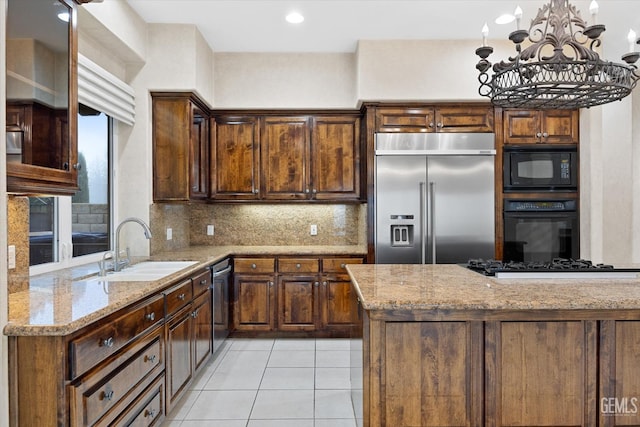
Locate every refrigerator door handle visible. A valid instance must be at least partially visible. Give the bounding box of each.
[430,181,436,264]
[420,182,427,264]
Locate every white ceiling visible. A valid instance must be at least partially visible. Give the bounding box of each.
[125,0,640,54]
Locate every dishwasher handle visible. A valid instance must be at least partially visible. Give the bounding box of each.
[212,265,232,278]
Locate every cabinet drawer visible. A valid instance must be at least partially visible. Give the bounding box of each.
[164,279,193,318]
[111,375,165,427]
[70,295,165,379]
[234,257,275,273]
[323,257,363,273]
[278,258,320,273]
[70,327,164,427]
[192,269,211,296]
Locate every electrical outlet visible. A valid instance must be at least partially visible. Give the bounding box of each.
[310,224,318,236]
[8,245,16,269]
[207,225,215,236]
[166,228,173,240]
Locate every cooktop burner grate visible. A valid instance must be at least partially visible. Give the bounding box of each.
[467,258,615,277]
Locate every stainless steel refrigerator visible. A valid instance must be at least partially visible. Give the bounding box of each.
[375,133,496,264]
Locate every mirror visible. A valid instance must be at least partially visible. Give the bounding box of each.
[6,0,71,171]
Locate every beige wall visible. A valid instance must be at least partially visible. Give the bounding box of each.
[214,52,357,108]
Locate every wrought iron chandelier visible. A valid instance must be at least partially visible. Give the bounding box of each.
[475,0,640,109]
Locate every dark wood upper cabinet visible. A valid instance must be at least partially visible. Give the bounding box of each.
[210,112,362,202]
[375,105,494,133]
[6,0,81,195]
[503,109,579,145]
[261,116,311,200]
[211,115,261,200]
[152,92,210,202]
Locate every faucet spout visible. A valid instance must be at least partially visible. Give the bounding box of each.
[114,217,153,272]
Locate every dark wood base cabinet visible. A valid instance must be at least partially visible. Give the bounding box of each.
[360,311,640,427]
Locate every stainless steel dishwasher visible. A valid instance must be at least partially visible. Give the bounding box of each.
[211,259,232,354]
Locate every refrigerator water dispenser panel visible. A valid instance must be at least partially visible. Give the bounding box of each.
[391,224,413,247]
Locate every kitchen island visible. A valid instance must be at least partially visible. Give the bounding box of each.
[346,263,640,427]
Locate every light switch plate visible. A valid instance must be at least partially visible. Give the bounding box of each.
[207,225,215,236]
[8,245,16,269]
[310,224,318,236]
[166,228,173,240]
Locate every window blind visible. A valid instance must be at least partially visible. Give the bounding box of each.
[78,54,135,125]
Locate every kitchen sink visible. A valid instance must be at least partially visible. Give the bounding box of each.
[87,261,198,282]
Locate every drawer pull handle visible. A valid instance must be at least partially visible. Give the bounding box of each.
[251,263,257,269]
[145,312,155,322]
[177,293,186,301]
[192,309,200,318]
[144,354,157,364]
[101,389,114,401]
[296,263,301,269]
[144,408,157,418]
[101,337,114,348]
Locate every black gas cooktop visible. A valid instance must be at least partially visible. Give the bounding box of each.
[467,258,620,277]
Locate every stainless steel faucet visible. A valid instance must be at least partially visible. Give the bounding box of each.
[113,217,153,272]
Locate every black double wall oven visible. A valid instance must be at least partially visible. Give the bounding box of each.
[503,145,579,263]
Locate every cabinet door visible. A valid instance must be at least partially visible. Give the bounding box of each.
[152,96,191,201]
[192,289,212,374]
[503,110,542,144]
[435,106,494,132]
[211,116,261,199]
[375,107,436,132]
[233,274,276,331]
[166,305,193,411]
[541,109,579,144]
[485,320,597,426]
[261,116,311,200]
[311,116,361,200]
[320,275,360,332]
[277,275,319,331]
[190,106,209,199]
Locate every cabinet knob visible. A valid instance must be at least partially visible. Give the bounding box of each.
[177,293,186,301]
[73,163,82,170]
[437,122,443,128]
[305,188,310,193]
[312,188,317,193]
[542,132,549,138]
[101,337,114,348]
[429,122,435,128]
[144,408,157,418]
[314,281,320,287]
[145,312,155,322]
[200,279,208,286]
[269,281,274,287]
[251,263,257,269]
[101,388,114,401]
[192,309,200,318]
[322,281,328,286]
[192,185,198,190]
[340,263,346,269]
[62,162,69,170]
[296,263,301,269]
[253,189,259,194]
[536,132,542,138]
[144,354,157,364]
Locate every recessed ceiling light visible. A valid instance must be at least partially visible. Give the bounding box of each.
[495,13,515,25]
[286,11,304,24]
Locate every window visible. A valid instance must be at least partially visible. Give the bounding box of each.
[29,105,113,269]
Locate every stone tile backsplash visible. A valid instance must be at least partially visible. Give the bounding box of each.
[150,203,367,254]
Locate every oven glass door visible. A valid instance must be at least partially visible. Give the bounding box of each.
[503,211,579,262]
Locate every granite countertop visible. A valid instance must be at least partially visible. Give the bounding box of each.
[346,264,640,311]
[4,245,366,337]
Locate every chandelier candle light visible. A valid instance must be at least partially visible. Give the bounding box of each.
[475,0,640,109]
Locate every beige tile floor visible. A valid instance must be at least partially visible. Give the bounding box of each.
[162,338,357,427]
